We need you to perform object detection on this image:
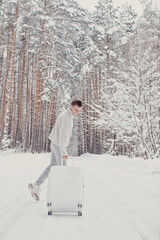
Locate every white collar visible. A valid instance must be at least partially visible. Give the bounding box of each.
[68,108,74,117]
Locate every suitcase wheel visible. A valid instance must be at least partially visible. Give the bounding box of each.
[78,211,82,216]
[48,211,52,216]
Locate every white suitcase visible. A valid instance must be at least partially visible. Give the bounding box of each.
[47,166,84,216]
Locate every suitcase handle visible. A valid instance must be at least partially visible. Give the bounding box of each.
[61,158,73,166]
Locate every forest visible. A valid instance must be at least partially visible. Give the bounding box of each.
[0,0,160,159]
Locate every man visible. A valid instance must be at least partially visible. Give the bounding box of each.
[28,97,83,201]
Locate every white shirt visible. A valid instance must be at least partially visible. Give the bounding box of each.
[49,108,74,156]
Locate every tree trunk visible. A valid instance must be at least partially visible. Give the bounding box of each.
[0,28,12,137]
[7,5,18,137]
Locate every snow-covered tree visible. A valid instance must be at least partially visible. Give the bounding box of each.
[106,3,160,158]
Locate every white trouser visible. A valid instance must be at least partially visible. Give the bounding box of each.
[36,143,66,186]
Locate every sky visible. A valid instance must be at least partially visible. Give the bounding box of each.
[76,0,160,14]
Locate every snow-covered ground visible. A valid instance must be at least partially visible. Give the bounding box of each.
[0,152,160,240]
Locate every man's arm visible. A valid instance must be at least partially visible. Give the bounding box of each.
[58,117,71,159]
[62,155,68,160]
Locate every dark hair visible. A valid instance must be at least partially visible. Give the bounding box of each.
[71,100,82,107]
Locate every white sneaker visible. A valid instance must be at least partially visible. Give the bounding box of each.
[28,183,40,201]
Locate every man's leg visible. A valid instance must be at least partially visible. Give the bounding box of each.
[36,143,62,186]
[28,143,62,201]
[50,143,67,166]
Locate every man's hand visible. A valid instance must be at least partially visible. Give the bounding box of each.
[62,155,68,160]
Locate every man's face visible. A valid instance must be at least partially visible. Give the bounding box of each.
[70,105,82,116]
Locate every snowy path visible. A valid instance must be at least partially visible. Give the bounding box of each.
[0,152,160,240]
